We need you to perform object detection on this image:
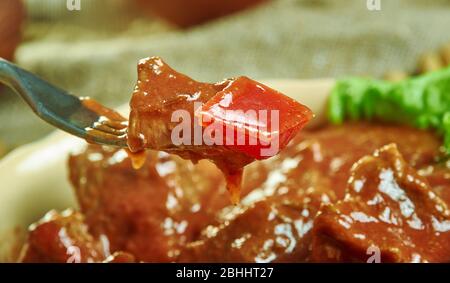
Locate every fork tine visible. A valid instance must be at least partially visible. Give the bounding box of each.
[85,128,128,147]
[90,122,127,136]
[0,58,129,148]
[96,116,128,130]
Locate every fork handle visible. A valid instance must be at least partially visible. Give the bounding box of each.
[0,58,57,114]
[0,58,83,119]
[0,59,34,106]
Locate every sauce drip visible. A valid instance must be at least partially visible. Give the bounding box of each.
[125,149,147,170]
[223,168,244,205]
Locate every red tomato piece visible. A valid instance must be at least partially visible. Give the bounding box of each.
[196,76,313,159]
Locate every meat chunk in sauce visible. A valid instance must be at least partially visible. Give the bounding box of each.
[24,122,447,262]
[68,145,230,262]
[311,144,450,262]
[178,123,447,262]
[178,196,322,262]
[19,209,135,263]
[127,57,312,203]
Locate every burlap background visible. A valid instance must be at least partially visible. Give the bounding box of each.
[1,0,450,152]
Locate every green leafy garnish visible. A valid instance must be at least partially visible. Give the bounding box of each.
[328,67,450,155]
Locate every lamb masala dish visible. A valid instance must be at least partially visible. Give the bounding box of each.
[18,58,450,263]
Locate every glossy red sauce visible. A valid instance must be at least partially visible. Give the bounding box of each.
[20,122,450,262]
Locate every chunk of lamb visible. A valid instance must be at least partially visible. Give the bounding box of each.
[20,209,134,263]
[127,56,313,202]
[68,145,230,262]
[311,144,450,262]
[179,123,446,262]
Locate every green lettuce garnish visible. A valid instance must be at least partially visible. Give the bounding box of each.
[328,67,450,155]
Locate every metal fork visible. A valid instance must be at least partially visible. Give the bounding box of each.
[0,58,128,147]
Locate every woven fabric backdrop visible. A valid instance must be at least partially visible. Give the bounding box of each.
[1,0,450,152]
